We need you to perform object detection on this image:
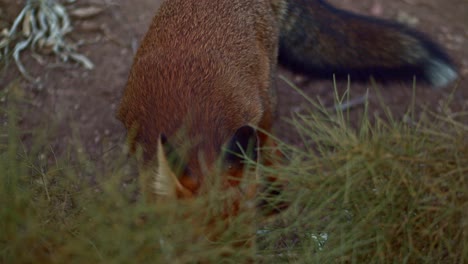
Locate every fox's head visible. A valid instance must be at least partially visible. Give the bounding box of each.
[144,125,260,212]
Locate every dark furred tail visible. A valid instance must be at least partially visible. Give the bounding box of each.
[278,0,458,88]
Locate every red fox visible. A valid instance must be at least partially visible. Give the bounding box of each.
[117,0,457,218]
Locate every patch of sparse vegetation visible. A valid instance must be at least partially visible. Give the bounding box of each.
[1,81,467,263]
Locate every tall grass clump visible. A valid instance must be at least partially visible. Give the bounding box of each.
[258,80,467,263]
[1,81,467,263]
[0,97,258,263]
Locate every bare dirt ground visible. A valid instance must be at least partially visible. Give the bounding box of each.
[1,0,467,167]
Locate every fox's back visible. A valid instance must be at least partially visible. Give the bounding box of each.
[138,0,276,63]
[118,0,281,161]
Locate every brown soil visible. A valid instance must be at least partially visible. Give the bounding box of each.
[1,0,467,166]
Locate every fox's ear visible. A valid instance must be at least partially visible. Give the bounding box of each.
[224,126,259,167]
[154,134,192,198]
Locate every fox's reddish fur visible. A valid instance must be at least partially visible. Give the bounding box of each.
[118,0,285,206]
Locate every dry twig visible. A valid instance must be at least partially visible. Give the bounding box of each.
[0,0,94,82]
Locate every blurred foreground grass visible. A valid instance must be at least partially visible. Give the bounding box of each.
[1,84,467,263]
